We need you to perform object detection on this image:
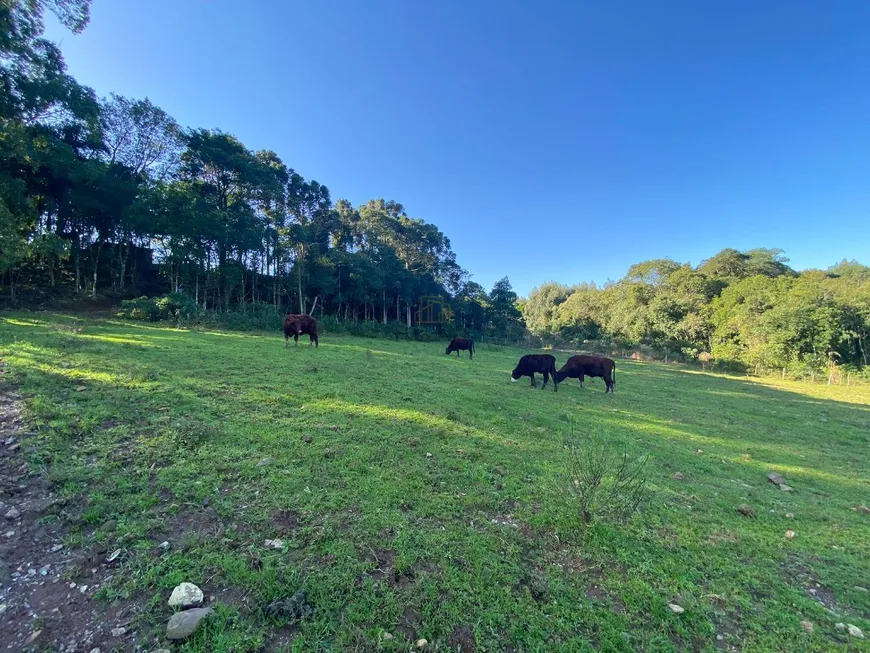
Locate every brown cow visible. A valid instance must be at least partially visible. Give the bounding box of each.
[555,354,615,393]
[283,314,319,348]
[511,354,558,391]
[446,337,474,359]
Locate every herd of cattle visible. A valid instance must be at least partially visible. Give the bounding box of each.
[282,315,615,393]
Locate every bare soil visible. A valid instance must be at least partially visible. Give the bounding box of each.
[0,380,149,652]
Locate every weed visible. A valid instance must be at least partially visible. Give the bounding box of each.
[564,416,649,525]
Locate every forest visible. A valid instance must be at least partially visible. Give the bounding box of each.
[522,251,870,377]
[2,1,869,377]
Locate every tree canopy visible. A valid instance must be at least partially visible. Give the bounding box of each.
[523,248,870,375]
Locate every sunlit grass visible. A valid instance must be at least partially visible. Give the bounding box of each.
[0,312,868,652]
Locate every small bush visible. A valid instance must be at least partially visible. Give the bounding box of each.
[118,292,202,325]
[564,416,649,525]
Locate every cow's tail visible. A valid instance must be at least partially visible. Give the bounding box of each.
[612,362,616,389]
[471,339,475,355]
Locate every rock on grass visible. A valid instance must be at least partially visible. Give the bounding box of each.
[166,607,213,640]
[168,582,204,609]
[737,504,755,518]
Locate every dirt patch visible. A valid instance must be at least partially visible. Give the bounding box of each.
[0,381,151,652]
[394,605,421,642]
[271,509,301,534]
[265,624,297,652]
[447,624,477,652]
[366,548,395,582]
[782,557,840,612]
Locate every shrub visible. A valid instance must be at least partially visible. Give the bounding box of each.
[117,293,202,324]
[564,416,649,525]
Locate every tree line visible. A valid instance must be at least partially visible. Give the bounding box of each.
[522,249,870,376]
[3,2,868,375]
[0,0,524,338]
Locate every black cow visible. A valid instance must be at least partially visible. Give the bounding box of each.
[555,354,615,393]
[446,337,474,359]
[511,354,558,391]
[283,314,319,347]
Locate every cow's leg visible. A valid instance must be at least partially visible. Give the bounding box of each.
[541,371,549,389]
[579,374,585,388]
[309,333,314,346]
[294,333,299,346]
[605,374,613,393]
[530,374,537,388]
[284,334,289,348]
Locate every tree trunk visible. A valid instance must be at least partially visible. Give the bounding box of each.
[120,240,131,292]
[297,251,304,313]
[74,244,81,294]
[90,239,103,299]
[383,290,387,324]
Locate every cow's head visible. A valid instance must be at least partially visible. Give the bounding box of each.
[445,345,453,355]
[554,370,566,383]
[510,367,521,382]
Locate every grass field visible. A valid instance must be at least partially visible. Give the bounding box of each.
[1,313,869,652]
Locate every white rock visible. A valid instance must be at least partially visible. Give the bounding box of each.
[264,539,284,549]
[4,508,20,520]
[415,638,428,648]
[668,603,685,614]
[785,530,796,539]
[848,624,864,639]
[168,582,204,608]
[835,622,846,631]
[110,627,126,637]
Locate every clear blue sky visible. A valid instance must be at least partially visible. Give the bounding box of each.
[47,0,870,296]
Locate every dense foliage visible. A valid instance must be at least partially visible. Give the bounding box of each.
[523,250,870,376]
[0,0,523,339]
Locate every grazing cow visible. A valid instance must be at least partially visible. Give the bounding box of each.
[446,337,474,359]
[555,354,615,393]
[511,354,558,391]
[283,314,319,348]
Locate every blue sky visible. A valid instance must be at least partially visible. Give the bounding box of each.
[47,0,870,296]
